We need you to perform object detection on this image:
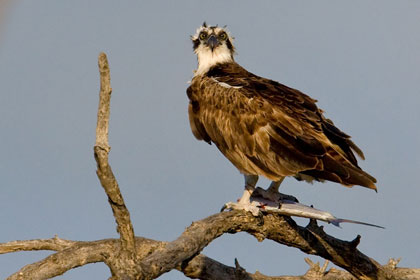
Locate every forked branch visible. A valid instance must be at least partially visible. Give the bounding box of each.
[3,216,419,279]
[95,53,136,252]
[94,52,140,277]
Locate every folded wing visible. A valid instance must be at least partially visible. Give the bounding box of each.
[187,63,377,190]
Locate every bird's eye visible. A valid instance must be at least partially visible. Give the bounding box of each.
[219,32,227,40]
[199,32,207,40]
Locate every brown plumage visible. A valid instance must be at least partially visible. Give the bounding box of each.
[188,24,377,192]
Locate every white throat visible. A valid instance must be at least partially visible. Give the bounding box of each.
[194,45,233,76]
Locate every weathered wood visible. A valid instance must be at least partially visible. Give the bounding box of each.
[2,234,419,279]
[93,52,140,278]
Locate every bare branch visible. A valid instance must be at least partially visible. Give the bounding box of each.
[95,52,112,152]
[0,236,77,254]
[1,237,352,280]
[4,235,420,280]
[137,210,387,279]
[164,212,420,280]
[94,53,136,252]
[6,239,113,280]
[94,52,141,278]
[139,211,247,278]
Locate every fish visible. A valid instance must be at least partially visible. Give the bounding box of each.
[250,187,384,228]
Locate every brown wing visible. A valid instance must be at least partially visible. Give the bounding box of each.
[187,62,377,190]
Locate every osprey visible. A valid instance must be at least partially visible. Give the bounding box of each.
[187,23,377,214]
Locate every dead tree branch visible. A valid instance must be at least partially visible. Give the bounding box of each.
[94,52,140,278]
[2,222,420,279]
[95,53,136,253]
[0,237,77,254]
[2,52,420,279]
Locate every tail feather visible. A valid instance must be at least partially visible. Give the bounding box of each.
[342,164,377,190]
[299,155,377,191]
[347,139,365,160]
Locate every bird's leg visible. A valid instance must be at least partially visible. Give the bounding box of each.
[238,174,258,204]
[221,175,261,216]
[270,177,299,202]
[267,177,285,194]
[251,176,299,204]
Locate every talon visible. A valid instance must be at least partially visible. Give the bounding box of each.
[221,202,234,212]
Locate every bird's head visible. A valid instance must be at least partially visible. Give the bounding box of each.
[191,22,235,75]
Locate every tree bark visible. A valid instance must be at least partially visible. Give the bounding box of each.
[94,52,141,279]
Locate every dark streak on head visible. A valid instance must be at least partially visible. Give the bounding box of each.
[226,39,234,52]
[192,37,200,50]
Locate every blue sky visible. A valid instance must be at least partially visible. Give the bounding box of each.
[1,1,419,279]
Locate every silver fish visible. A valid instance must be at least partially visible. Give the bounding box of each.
[250,187,384,228]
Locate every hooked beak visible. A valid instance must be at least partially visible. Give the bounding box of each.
[207,35,219,51]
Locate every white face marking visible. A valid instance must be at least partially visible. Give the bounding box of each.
[195,44,233,76]
[192,25,235,76]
